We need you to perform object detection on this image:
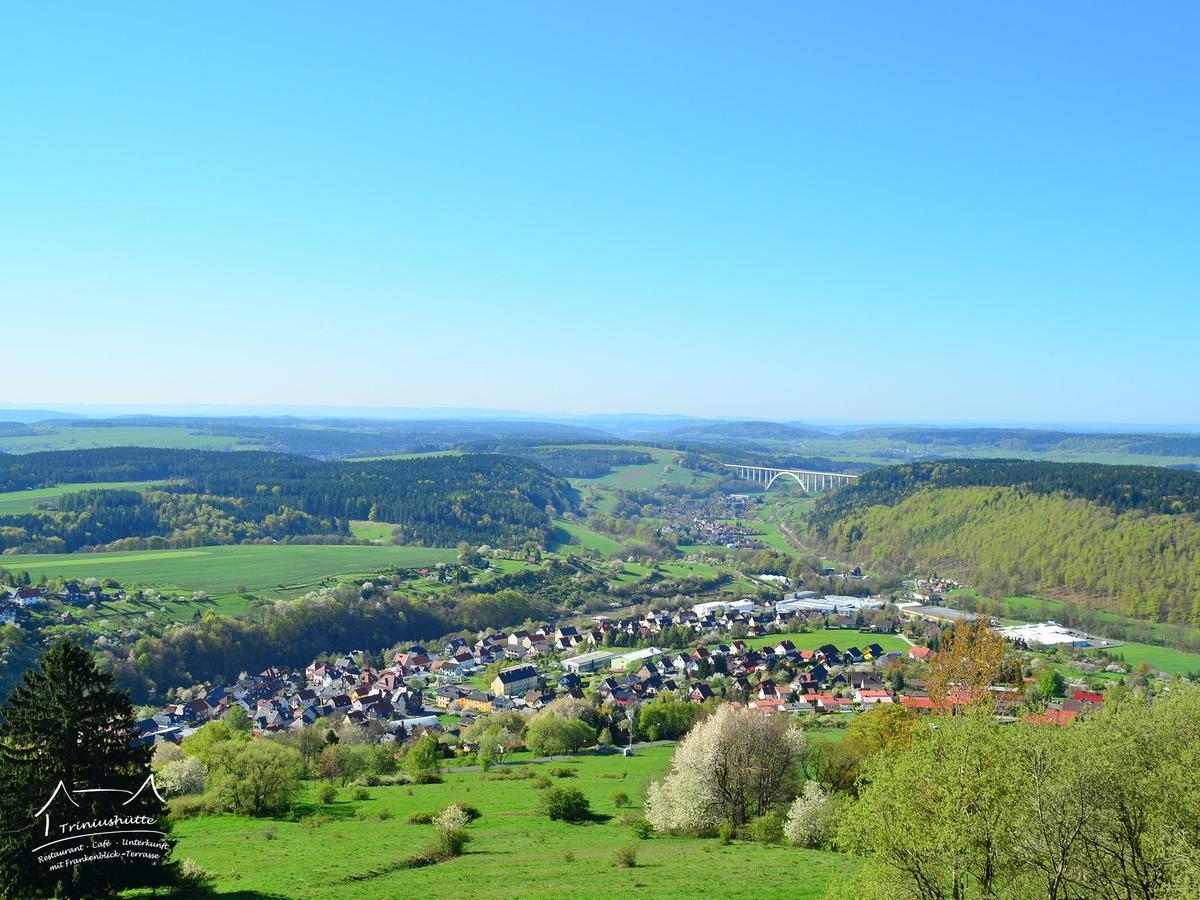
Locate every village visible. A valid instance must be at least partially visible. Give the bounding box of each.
[131,587,1118,755]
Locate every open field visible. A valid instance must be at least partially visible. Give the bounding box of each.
[0,544,457,601]
[0,481,164,514]
[165,746,853,899]
[349,520,397,542]
[1083,640,1200,676]
[550,519,625,558]
[0,425,265,454]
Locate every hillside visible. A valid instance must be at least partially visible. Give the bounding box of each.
[813,460,1200,625]
[0,449,573,551]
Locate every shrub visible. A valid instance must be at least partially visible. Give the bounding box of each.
[432,804,470,832]
[167,794,215,822]
[536,786,592,822]
[612,791,630,808]
[629,817,654,840]
[532,774,553,790]
[406,812,434,825]
[351,787,370,802]
[354,774,381,787]
[177,858,213,886]
[378,808,393,821]
[452,803,482,822]
[717,820,734,845]
[748,810,785,845]
[431,827,469,860]
[262,824,277,841]
[298,814,334,828]
[549,766,578,778]
[411,772,444,785]
[318,783,338,804]
[614,842,639,868]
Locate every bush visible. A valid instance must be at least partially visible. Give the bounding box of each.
[410,772,444,785]
[452,803,482,822]
[176,858,213,887]
[612,791,630,808]
[614,842,639,868]
[354,774,381,787]
[406,811,435,825]
[158,756,208,797]
[717,820,734,845]
[298,814,334,828]
[351,787,370,802]
[432,805,470,832]
[748,810,785,845]
[532,774,553,790]
[167,794,216,822]
[549,766,578,778]
[535,785,592,822]
[784,782,841,849]
[378,808,393,821]
[630,818,654,839]
[262,824,277,841]
[431,827,469,860]
[318,783,338,804]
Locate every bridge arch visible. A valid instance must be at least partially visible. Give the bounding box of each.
[765,470,805,490]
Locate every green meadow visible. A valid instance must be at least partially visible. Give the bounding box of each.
[0,544,457,601]
[0,481,164,514]
[164,746,853,899]
[550,519,626,558]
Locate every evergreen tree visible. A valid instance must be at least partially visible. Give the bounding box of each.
[0,639,171,898]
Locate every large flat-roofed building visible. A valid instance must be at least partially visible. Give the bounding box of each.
[777,594,883,615]
[561,650,616,674]
[692,599,756,618]
[998,621,1109,648]
[610,647,665,671]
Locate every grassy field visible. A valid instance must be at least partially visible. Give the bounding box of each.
[0,544,457,601]
[1083,640,1200,676]
[0,425,265,454]
[349,520,397,542]
[166,746,854,899]
[0,480,164,514]
[550,519,625,558]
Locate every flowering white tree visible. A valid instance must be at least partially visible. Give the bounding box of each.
[784,781,830,848]
[646,705,805,833]
[158,755,208,797]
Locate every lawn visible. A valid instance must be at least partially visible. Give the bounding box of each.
[165,746,854,899]
[1083,640,1200,677]
[0,481,164,514]
[550,519,625,558]
[0,544,457,602]
[349,520,397,542]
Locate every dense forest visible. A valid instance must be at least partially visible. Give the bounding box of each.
[819,483,1200,625]
[0,449,573,552]
[456,445,653,478]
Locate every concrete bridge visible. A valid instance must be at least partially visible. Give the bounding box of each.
[723,464,858,492]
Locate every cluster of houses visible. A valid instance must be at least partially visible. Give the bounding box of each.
[1,582,119,622]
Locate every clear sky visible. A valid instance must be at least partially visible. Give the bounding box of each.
[2,3,1196,424]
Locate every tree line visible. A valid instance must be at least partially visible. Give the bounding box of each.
[0,448,574,552]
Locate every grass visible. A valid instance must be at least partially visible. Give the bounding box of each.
[0,481,164,514]
[1083,640,1200,677]
[349,520,397,542]
[550,519,625,558]
[0,544,457,604]
[165,746,854,898]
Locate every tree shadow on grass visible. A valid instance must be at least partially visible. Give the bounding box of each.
[287,800,362,820]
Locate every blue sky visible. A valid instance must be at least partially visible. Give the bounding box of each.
[2,3,1196,424]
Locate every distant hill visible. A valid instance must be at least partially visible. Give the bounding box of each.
[660,420,832,442]
[0,447,574,552]
[811,459,1200,625]
[0,409,84,423]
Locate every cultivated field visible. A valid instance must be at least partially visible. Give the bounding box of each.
[0,481,164,514]
[0,425,265,454]
[165,746,854,899]
[0,544,457,601]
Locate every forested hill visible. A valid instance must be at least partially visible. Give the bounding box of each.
[811,460,1200,625]
[0,449,573,552]
[811,458,1200,530]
